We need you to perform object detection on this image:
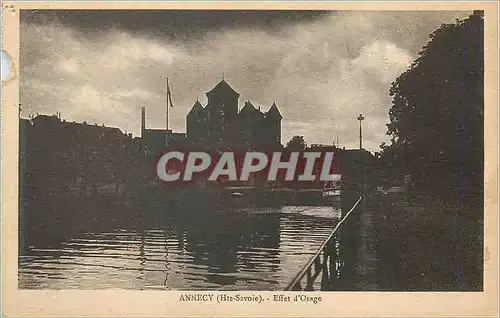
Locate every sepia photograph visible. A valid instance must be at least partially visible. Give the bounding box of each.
[2,2,498,317]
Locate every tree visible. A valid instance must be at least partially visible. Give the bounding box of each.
[286,135,307,151]
[382,12,484,201]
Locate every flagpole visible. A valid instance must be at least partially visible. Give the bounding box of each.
[166,77,169,151]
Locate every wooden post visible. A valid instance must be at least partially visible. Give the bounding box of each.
[305,268,314,291]
[292,281,302,291]
[314,255,322,275]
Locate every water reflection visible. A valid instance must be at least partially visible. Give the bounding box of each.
[19,199,340,290]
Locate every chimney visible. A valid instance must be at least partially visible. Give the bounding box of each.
[141,106,146,138]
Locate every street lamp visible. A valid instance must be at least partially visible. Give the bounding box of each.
[357,113,364,150]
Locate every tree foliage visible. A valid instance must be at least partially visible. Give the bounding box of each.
[286,135,307,151]
[381,12,484,200]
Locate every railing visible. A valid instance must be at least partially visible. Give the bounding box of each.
[284,196,363,291]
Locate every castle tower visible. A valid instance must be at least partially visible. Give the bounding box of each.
[187,99,208,144]
[239,100,262,147]
[206,79,240,142]
[266,102,283,147]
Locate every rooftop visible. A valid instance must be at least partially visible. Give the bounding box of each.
[206,79,240,97]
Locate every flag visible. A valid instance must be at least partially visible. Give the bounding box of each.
[166,78,174,108]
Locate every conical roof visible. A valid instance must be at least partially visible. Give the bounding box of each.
[187,99,206,117]
[206,79,240,97]
[267,102,283,120]
[240,100,257,114]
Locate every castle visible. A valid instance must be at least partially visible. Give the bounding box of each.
[186,79,283,150]
[140,79,283,154]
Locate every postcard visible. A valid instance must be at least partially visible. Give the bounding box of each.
[1,1,498,316]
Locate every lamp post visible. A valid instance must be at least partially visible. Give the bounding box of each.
[357,113,364,150]
[357,113,365,199]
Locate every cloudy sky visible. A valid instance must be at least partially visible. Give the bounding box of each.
[20,10,470,152]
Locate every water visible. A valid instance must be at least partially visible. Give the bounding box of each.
[19,203,341,290]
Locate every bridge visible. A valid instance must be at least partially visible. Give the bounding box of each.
[285,196,363,291]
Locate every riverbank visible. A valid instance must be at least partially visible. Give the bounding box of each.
[370,193,483,291]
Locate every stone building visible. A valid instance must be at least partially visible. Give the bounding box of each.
[186,79,283,150]
[20,114,142,198]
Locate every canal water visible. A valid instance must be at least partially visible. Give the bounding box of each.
[19,202,341,290]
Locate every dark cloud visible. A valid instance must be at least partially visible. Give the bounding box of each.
[21,10,331,42]
[20,10,471,152]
